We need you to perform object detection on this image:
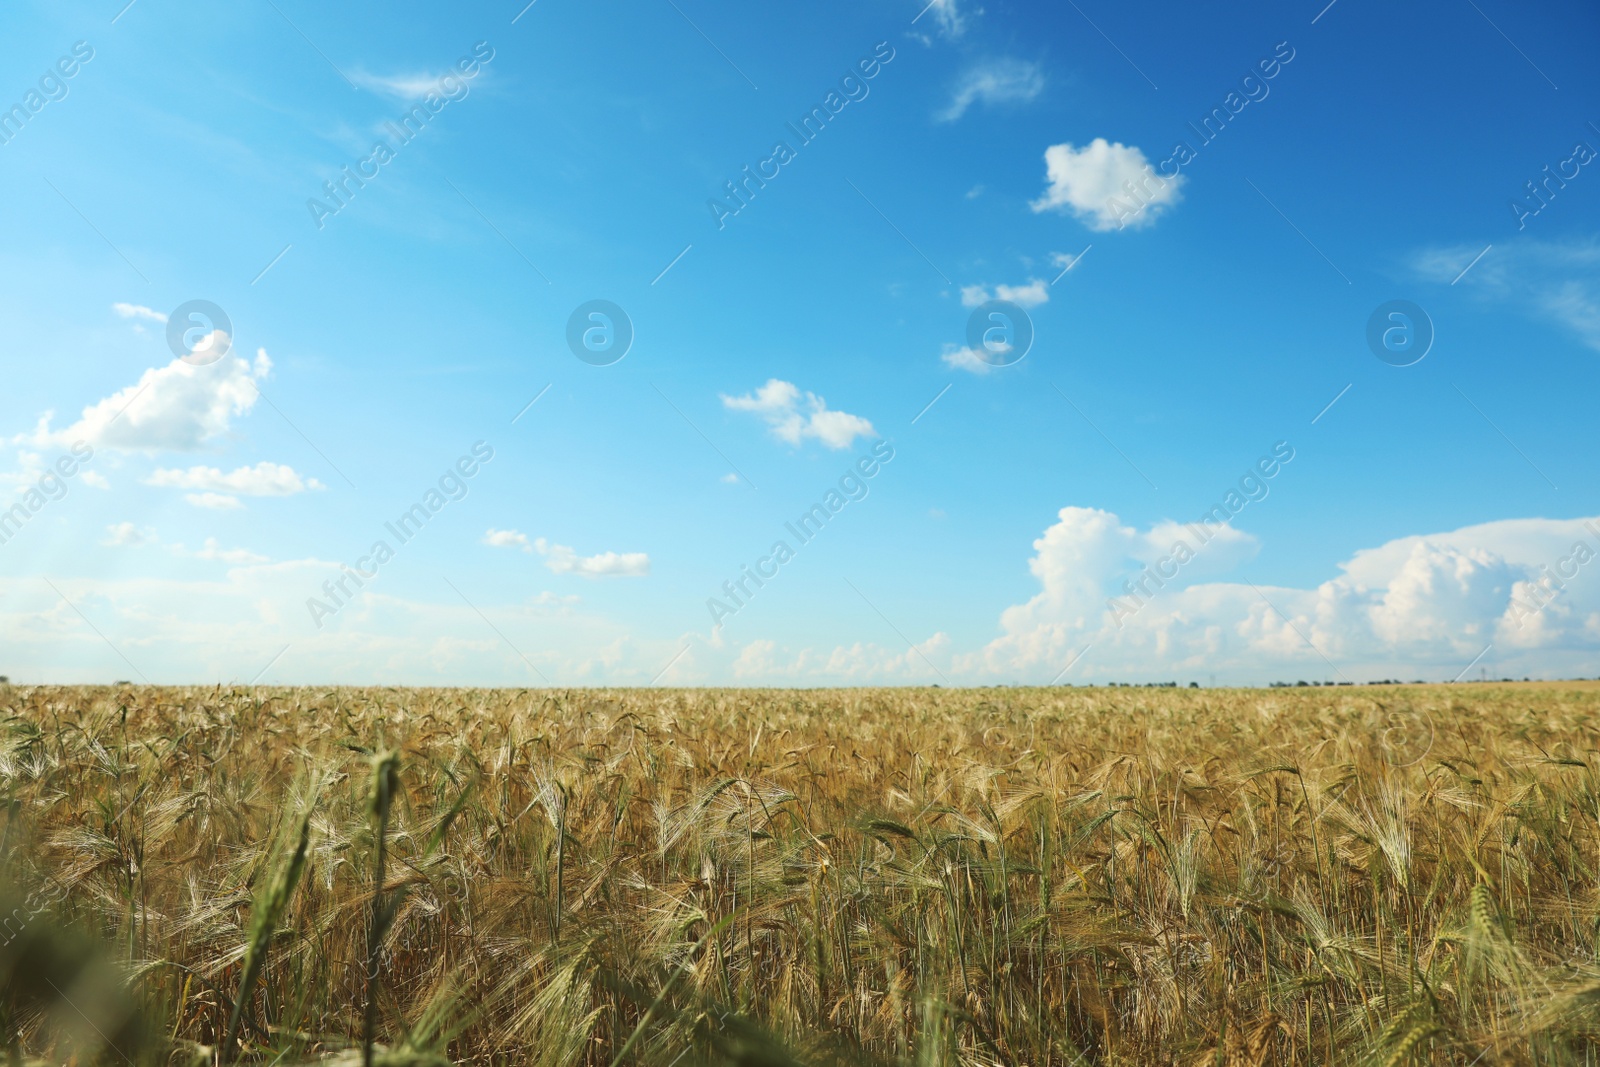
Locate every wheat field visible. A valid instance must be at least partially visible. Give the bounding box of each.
[5,682,1600,1066]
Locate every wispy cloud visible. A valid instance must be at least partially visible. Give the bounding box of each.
[916,0,968,39]
[103,523,266,563]
[352,69,472,101]
[1411,236,1600,351]
[185,492,245,510]
[112,302,166,323]
[103,521,154,547]
[940,58,1044,122]
[187,537,268,564]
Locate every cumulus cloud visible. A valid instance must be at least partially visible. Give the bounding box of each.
[146,461,323,497]
[535,539,649,579]
[1030,138,1183,231]
[16,349,271,453]
[185,492,244,510]
[484,528,533,552]
[939,58,1044,121]
[17,508,1600,685]
[960,278,1049,308]
[721,379,875,450]
[112,302,166,323]
[967,507,1600,683]
[1411,236,1600,352]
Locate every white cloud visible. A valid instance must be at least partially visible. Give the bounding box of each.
[720,473,741,484]
[103,524,264,564]
[14,508,1600,686]
[824,633,952,680]
[189,537,268,565]
[940,58,1044,121]
[146,461,323,497]
[484,528,533,552]
[731,634,953,683]
[919,0,967,38]
[534,539,649,579]
[967,507,1600,683]
[112,303,166,323]
[103,522,154,547]
[351,70,473,101]
[721,379,875,450]
[2,449,111,494]
[731,638,779,678]
[1411,237,1600,351]
[940,344,1000,374]
[185,492,243,510]
[1030,138,1183,231]
[2,450,77,492]
[0,555,705,685]
[1051,249,1088,274]
[960,278,1049,308]
[17,349,271,453]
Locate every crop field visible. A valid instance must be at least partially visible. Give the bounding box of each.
[5,682,1600,1066]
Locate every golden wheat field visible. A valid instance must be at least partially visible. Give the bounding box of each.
[5,682,1600,1067]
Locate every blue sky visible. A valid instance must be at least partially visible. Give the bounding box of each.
[2,0,1597,686]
